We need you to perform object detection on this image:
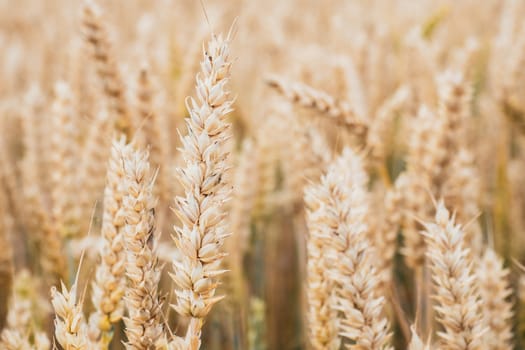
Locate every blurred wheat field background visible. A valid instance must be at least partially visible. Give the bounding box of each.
[1,0,525,349]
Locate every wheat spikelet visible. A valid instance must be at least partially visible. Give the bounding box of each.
[266,76,368,136]
[89,137,130,347]
[51,281,90,350]
[121,144,166,350]
[49,81,81,238]
[476,248,513,350]
[170,28,235,348]
[408,326,431,350]
[81,0,132,138]
[421,201,485,350]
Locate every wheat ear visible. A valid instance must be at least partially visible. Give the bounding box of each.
[77,109,112,235]
[81,0,133,138]
[421,201,485,350]
[121,144,165,350]
[266,76,368,136]
[477,248,513,350]
[51,281,90,350]
[323,148,392,350]
[49,81,81,239]
[89,137,130,348]
[136,65,170,206]
[170,28,235,349]
[305,148,391,349]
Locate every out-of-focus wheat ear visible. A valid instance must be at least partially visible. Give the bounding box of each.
[408,325,431,350]
[228,138,258,256]
[437,70,472,154]
[121,144,166,349]
[375,181,403,297]
[499,20,525,113]
[477,248,513,349]
[81,0,133,138]
[77,109,111,235]
[368,85,412,166]
[1,270,50,349]
[442,149,483,256]
[0,116,24,228]
[452,37,480,77]
[67,37,95,123]
[89,137,130,348]
[252,113,280,216]
[266,76,368,137]
[421,201,485,350]
[136,65,170,206]
[284,118,332,209]
[174,27,208,118]
[20,90,67,284]
[0,329,32,350]
[51,281,90,350]
[49,81,81,239]
[400,106,447,270]
[334,54,368,120]
[170,28,235,349]
[226,138,258,311]
[318,148,391,350]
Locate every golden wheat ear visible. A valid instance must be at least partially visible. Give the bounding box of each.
[420,201,486,350]
[120,143,167,349]
[305,147,392,350]
[170,26,235,349]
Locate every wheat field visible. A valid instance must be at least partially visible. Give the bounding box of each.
[0,0,524,349]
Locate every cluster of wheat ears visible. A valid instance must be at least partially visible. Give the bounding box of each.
[2,0,525,349]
